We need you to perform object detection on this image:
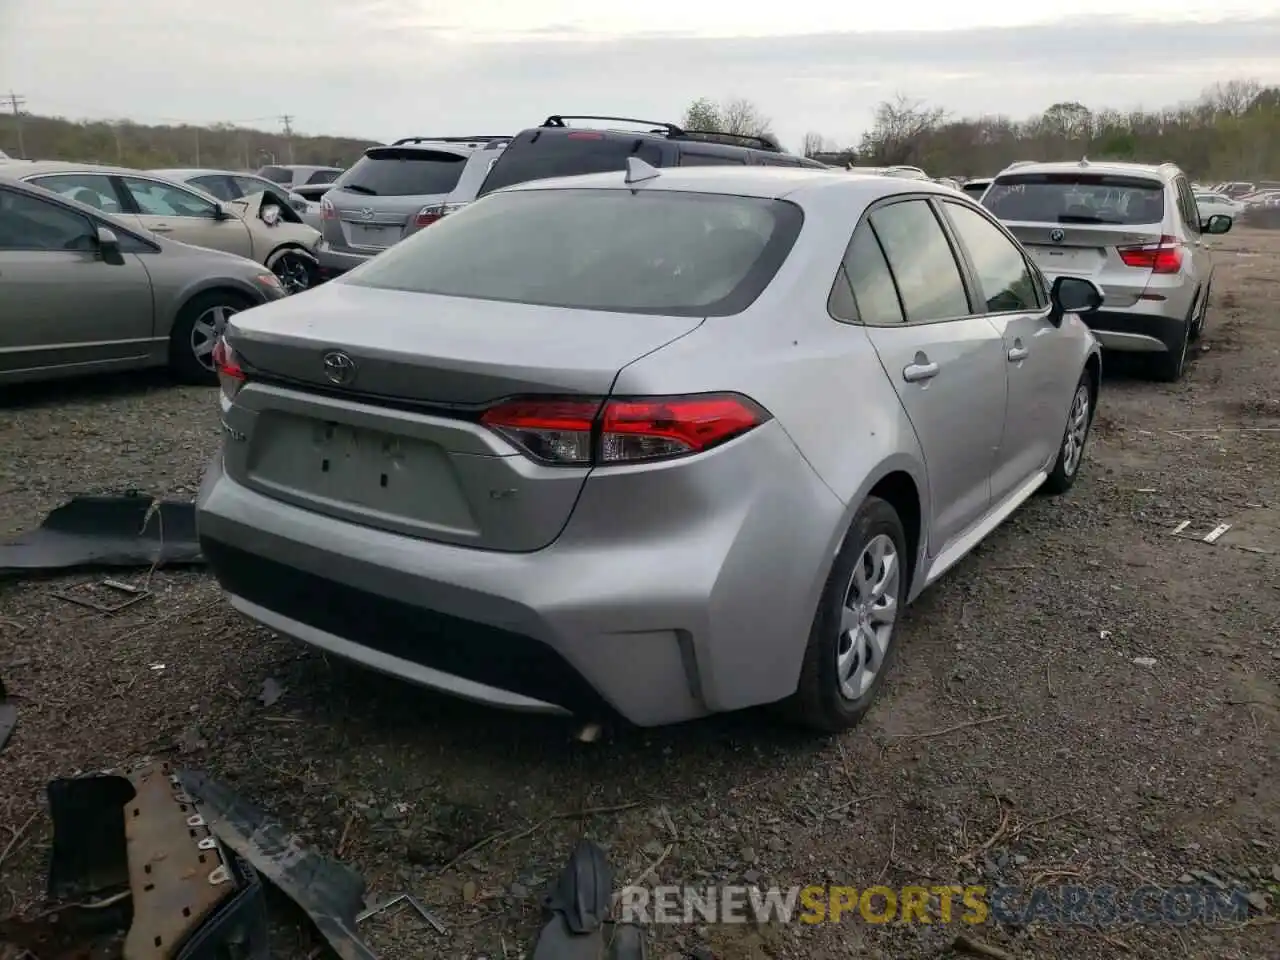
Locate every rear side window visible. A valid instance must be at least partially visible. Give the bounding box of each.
[828,225,904,325]
[259,166,292,184]
[943,202,1043,312]
[478,133,664,196]
[336,149,466,197]
[307,169,340,185]
[347,188,803,317]
[983,172,1167,225]
[868,200,970,322]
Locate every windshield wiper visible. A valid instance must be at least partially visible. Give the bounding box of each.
[1057,214,1112,224]
[342,184,378,196]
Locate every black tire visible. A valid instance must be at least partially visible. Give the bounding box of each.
[1042,370,1095,496]
[271,249,317,295]
[1150,318,1190,382]
[790,496,908,733]
[1188,284,1210,342]
[168,290,251,386]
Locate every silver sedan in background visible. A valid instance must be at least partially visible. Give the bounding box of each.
[0,176,286,385]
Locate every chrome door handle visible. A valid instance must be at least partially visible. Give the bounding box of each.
[902,361,939,383]
[1008,346,1029,362]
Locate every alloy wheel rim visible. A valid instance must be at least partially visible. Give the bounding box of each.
[190,305,239,371]
[273,254,311,294]
[836,533,900,700]
[1062,385,1090,477]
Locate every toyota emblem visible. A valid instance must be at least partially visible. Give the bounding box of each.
[322,351,356,386]
[1049,228,1065,243]
[361,208,375,221]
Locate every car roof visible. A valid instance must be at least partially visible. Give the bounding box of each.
[995,159,1173,180]
[9,160,183,179]
[502,165,958,204]
[152,167,267,179]
[264,163,341,171]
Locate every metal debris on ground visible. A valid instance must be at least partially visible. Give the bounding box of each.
[1170,519,1233,543]
[41,760,268,959]
[179,770,379,960]
[357,892,448,935]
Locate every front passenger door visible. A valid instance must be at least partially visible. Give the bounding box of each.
[850,199,1008,555]
[116,176,254,260]
[940,200,1074,502]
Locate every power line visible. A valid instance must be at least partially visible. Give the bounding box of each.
[6,91,25,158]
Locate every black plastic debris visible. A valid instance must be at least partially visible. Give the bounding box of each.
[532,839,647,960]
[545,839,614,934]
[0,678,15,753]
[45,763,269,960]
[181,769,379,960]
[0,494,203,576]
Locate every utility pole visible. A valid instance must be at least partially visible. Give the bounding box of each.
[280,114,295,163]
[7,91,26,159]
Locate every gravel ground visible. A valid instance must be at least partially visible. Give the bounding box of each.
[1,231,1277,960]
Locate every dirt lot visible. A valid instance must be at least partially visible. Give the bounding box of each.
[2,231,1278,960]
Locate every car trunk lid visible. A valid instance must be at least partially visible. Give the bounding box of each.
[220,283,703,551]
[1003,222,1166,278]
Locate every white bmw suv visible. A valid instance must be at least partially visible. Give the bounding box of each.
[982,159,1233,381]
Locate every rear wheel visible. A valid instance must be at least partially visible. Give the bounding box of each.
[1189,284,1211,342]
[791,496,907,733]
[1150,319,1190,382]
[169,291,250,385]
[1042,372,1094,495]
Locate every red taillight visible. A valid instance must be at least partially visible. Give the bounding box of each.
[414,201,465,227]
[479,394,769,466]
[212,337,246,398]
[1117,235,1182,274]
[320,198,336,220]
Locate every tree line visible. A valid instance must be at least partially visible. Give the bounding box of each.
[685,80,1280,182]
[5,78,1277,181]
[0,113,378,170]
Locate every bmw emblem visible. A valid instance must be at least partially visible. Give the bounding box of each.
[1049,228,1065,243]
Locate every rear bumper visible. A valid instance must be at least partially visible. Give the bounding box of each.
[315,243,372,278]
[1080,310,1187,353]
[195,423,844,726]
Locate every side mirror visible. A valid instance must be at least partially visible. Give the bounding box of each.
[1049,275,1102,323]
[212,202,231,221]
[1203,214,1232,235]
[96,227,124,266]
[261,204,282,227]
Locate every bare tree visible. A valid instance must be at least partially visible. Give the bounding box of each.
[1202,79,1263,117]
[859,95,947,164]
[682,97,772,140]
[801,131,827,157]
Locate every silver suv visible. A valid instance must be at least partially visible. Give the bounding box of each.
[317,137,508,277]
[982,159,1233,381]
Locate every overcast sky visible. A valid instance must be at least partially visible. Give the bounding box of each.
[2,0,1279,150]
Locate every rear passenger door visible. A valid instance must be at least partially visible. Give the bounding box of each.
[939,200,1072,501]
[836,198,1008,555]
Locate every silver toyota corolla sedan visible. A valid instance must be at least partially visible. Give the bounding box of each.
[197,163,1104,731]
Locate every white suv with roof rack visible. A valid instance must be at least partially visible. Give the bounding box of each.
[316,136,509,279]
[980,157,1232,381]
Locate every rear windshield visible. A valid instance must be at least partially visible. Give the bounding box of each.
[306,168,340,185]
[335,149,466,197]
[477,132,664,196]
[258,166,292,184]
[982,173,1166,225]
[347,188,803,317]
